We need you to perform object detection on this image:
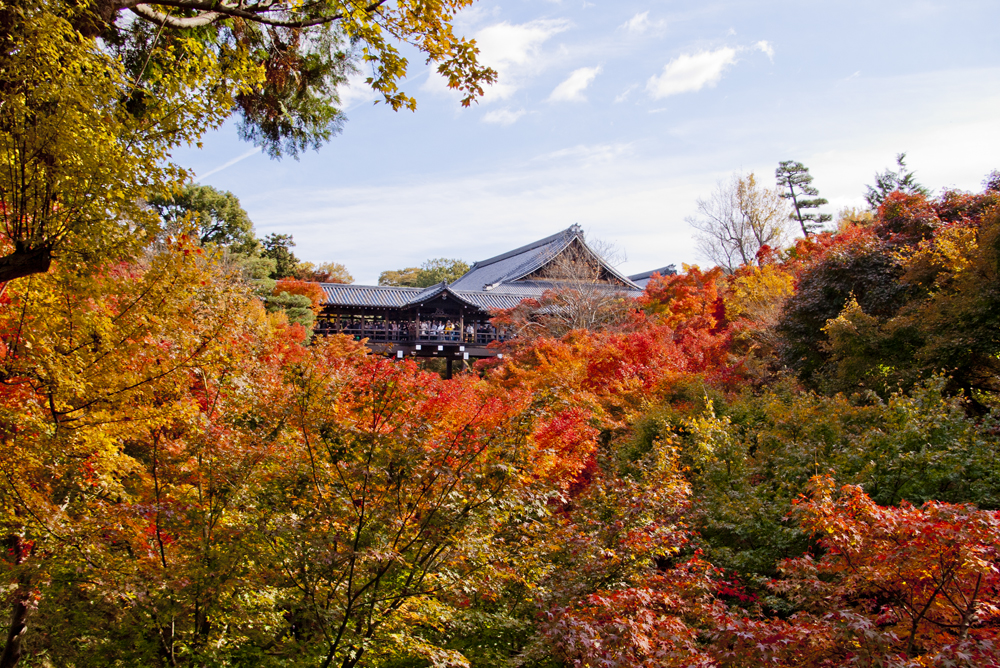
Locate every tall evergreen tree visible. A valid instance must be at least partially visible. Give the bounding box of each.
[776,160,831,237]
[261,233,300,279]
[864,153,930,209]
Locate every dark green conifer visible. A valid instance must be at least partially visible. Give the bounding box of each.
[864,153,930,209]
[776,160,831,237]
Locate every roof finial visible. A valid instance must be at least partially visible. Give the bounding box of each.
[569,223,583,236]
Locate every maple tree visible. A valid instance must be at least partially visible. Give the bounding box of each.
[295,261,354,284]
[781,187,1000,401]
[0,0,239,284]
[0,0,495,286]
[710,478,1000,667]
[0,237,264,667]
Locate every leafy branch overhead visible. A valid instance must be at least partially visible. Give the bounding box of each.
[106,0,498,117]
[0,0,495,285]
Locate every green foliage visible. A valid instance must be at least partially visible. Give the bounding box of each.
[776,236,910,389]
[658,377,1000,581]
[105,0,496,159]
[0,0,497,287]
[775,160,831,237]
[784,189,1000,400]
[0,0,239,283]
[260,232,300,279]
[379,258,470,287]
[147,182,259,254]
[232,254,278,297]
[266,290,314,328]
[232,23,352,158]
[864,152,931,209]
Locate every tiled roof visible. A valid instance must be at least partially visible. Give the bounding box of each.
[628,265,677,288]
[452,291,526,310]
[319,282,527,312]
[320,283,422,307]
[449,225,641,292]
[488,280,642,297]
[321,226,644,312]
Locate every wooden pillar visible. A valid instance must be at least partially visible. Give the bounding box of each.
[446,356,453,379]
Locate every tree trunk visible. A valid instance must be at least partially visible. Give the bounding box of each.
[0,597,28,668]
[0,535,35,668]
[0,247,52,284]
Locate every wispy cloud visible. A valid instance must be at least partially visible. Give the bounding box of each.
[619,11,665,34]
[426,18,572,102]
[482,107,527,125]
[198,147,261,179]
[615,84,639,103]
[337,70,379,109]
[646,47,737,99]
[534,142,632,165]
[622,11,649,33]
[754,40,775,62]
[548,66,602,102]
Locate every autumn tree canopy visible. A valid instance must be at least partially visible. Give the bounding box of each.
[0,0,495,285]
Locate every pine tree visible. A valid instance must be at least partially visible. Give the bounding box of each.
[864,153,930,209]
[775,161,831,237]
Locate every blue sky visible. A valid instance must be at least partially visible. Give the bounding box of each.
[172,0,1000,284]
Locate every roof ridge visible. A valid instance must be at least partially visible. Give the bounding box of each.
[464,224,582,271]
[320,283,423,292]
[627,265,676,281]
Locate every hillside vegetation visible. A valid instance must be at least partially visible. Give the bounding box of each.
[1,180,999,667]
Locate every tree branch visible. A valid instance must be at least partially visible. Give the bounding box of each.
[0,247,52,284]
[128,0,390,29]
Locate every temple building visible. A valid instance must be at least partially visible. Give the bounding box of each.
[316,225,674,373]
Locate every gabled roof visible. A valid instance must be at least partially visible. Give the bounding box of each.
[319,282,528,311]
[628,265,677,288]
[449,224,641,292]
[320,226,643,312]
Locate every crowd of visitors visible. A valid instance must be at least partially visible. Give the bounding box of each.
[315,319,512,344]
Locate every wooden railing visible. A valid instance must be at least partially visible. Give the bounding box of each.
[314,324,511,345]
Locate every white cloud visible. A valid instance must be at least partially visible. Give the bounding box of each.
[548,66,602,102]
[622,11,649,33]
[535,142,633,165]
[615,84,638,103]
[482,108,527,125]
[476,19,571,70]
[422,19,571,103]
[646,47,737,99]
[337,70,379,109]
[754,40,775,62]
[620,11,666,34]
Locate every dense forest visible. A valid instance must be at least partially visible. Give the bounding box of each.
[2,176,1000,667]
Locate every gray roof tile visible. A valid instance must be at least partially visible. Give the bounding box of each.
[320,226,643,313]
[628,265,677,288]
[449,225,641,292]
